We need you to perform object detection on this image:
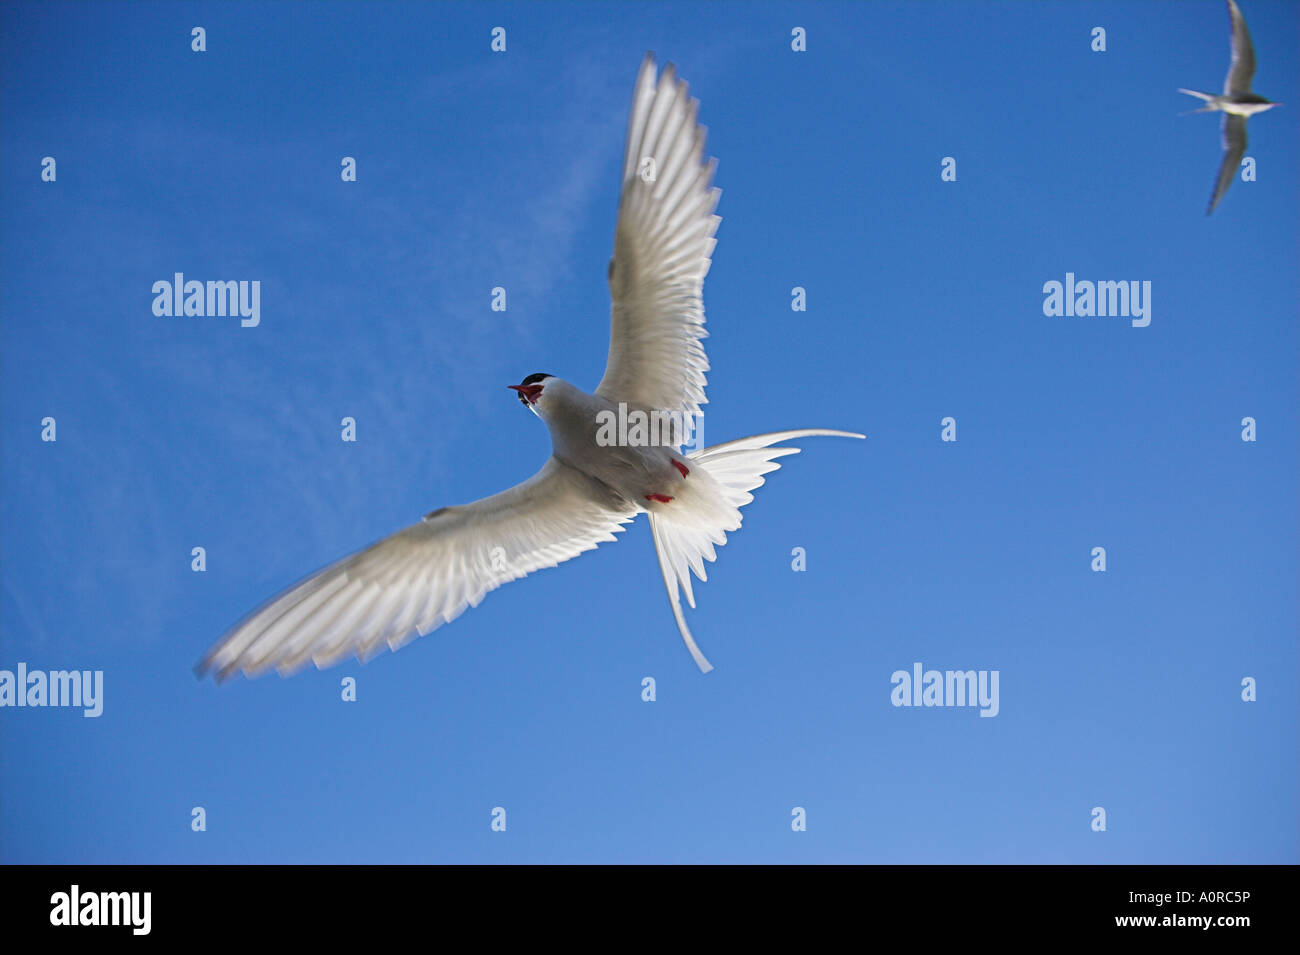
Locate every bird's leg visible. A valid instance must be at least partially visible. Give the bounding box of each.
[644,457,687,503]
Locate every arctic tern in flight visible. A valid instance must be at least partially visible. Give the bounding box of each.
[1179,0,1280,215]
[198,54,863,682]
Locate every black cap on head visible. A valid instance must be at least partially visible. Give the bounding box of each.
[513,372,554,407]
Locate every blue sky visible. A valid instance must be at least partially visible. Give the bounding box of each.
[2,0,1296,863]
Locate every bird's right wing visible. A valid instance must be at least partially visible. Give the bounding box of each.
[596,54,720,435]
[197,457,638,681]
[1224,0,1256,96]
[1209,113,1247,215]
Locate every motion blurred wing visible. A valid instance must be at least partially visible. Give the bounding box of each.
[1223,0,1256,95]
[1208,113,1247,214]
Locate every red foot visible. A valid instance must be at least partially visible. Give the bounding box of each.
[645,493,674,504]
[672,460,690,478]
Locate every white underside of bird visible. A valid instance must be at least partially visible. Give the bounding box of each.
[197,54,864,682]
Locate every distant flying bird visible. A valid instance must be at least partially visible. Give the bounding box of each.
[197,54,863,682]
[1179,0,1280,215]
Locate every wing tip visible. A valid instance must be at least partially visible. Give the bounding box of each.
[637,52,657,82]
[193,655,243,685]
[193,647,235,684]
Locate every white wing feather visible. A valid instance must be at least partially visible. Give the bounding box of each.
[198,457,636,681]
[597,53,720,429]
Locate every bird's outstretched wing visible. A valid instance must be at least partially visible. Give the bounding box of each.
[197,458,637,681]
[1223,0,1256,96]
[597,53,720,433]
[1209,113,1247,214]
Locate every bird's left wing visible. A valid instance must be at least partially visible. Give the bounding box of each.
[197,457,637,681]
[1209,113,1247,214]
[596,53,720,433]
[1223,0,1256,96]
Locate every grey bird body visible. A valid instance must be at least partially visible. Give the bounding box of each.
[531,378,689,509]
[1179,0,1279,214]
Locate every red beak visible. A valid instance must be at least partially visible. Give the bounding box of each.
[508,383,544,404]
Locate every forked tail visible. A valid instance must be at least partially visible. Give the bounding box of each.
[1177,88,1218,115]
[647,429,865,672]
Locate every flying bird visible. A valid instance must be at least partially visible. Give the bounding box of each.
[1179,0,1280,215]
[197,54,864,682]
